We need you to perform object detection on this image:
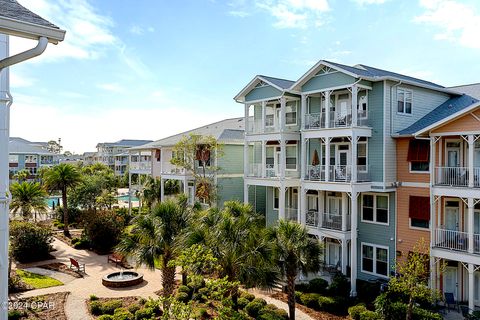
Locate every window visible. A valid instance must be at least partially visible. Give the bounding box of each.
[9,155,18,163]
[362,243,389,277]
[407,139,429,172]
[266,146,274,168]
[362,194,389,224]
[358,91,368,118]
[25,155,37,163]
[265,105,275,127]
[285,101,297,125]
[357,143,367,167]
[397,88,412,114]
[410,162,429,172]
[273,188,279,210]
[409,196,430,229]
[286,145,297,170]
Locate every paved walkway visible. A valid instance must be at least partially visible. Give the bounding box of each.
[10,238,313,320]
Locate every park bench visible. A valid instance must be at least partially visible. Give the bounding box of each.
[69,257,85,273]
[107,253,125,267]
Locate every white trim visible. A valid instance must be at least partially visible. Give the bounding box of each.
[383,80,387,186]
[361,193,390,225]
[0,16,65,43]
[234,75,286,102]
[409,161,430,173]
[361,242,390,279]
[409,217,430,230]
[401,182,430,188]
[396,87,413,115]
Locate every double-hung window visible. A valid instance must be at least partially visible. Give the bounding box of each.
[397,88,412,114]
[273,188,279,210]
[285,101,297,125]
[362,194,389,224]
[362,243,389,277]
[286,145,297,170]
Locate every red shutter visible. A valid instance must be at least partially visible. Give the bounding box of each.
[409,196,430,220]
[407,140,430,162]
[155,149,160,161]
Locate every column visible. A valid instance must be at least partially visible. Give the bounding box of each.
[128,170,132,215]
[301,138,307,180]
[280,96,286,132]
[430,197,436,290]
[351,134,358,183]
[261,140,266,178]
[280,139,286,179]
[301,188,307,225]
[341,240,348,275]
[261,101,266,133]
[430,257,436,292]
[279,186,286,220]
[342,193,348,231]
[301,94,307,130]
[244,183,249,205]
[468,198,474,254]
[297,187,301,223]
[469,264,475,313]
[325,138,331,181]
[350,190,358,297]
[244,103,249,134]
[244,140,249,177]
[325,91,331,128]
[468,135,474,188]
[351,85,358,127]
[160,178,164,202]
[430,138,436,186]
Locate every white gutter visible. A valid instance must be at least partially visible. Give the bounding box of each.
[0,35,49,320]
[390,81,402,136]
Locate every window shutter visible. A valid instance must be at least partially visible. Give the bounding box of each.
[407,139,430,162]
[409,196,430,220]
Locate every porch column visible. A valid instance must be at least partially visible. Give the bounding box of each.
[280,96,286,132]
[160,149,164,174]
[468,198,474,254]
[244,183,249,205]
[244,103,249,134]
[160,178,164,202]
[469,263,475,314]
[318,191,324,228]
[280,139,286,179]
[261,140,266,178]
[301,94,307,130]
[430,137,436,186]
[468,135,474,188]
[279,185,286,220]
[351,133,358,183]
[261,101,266,133]
[325,138,331,182]
[430,257,436,291]
[350,190,358,297]
[351,85,358,127]
[341,239,348,275]
[301,138,307,180]
[325,91,331,128]
[128,169,132,215]
[297,187,301,223]
[342,192,348,231]
[244,140,249,177]
[301,188,307,225]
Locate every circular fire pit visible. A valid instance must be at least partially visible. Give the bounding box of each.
[102,271,143,288]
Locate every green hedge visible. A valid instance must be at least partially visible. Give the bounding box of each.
[10,221,53,263]
[348,304,368,320]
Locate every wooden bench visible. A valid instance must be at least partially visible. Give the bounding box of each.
[107,253,124,267]
[69,257,85,273]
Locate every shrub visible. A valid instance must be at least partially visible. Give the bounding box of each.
[113,308,134,320]
[82,210,124,253]
[187,277,205,291]
[348,304,368,320]
[360,310,382,320]
[7,310,25,320]
[176,291,190,303]
[143,299,160,314]
[127,304,140,314]
[317,295,336,313]
[294,282,310,293]
[197,308,208,319]
[134,307,155,320]
[300,293,321,309]
[237,297,250,309]
[388,301,406,320]
[295,291,302,303]
[101,300,123,315]
[413,308,442,320]
[89,294,98,301]
[10,221,53,263]
[240,291,255,301]
[309,278,329,294]
[89,301,103,315]
[245,298,267,318]
[73,237,90,249]
[71,237,80,244]
[328,273,350,297]
[98,315,114,320]
[178,285,191,295]
[193,287,209,302]
[357,279,381,304]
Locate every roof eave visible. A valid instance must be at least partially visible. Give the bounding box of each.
[234,75,286,103]
[0,16,65,44]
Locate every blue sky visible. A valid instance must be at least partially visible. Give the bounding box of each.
[8,0,480,153]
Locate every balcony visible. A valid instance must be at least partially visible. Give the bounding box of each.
[161,162,186,175]
[130,162,152,172]
[434,228,469,252]
[434,167,475,187]
[247,163,300,179]
[285,208,298,222]
[321,212,350,231]
[304,110,368,130]
[305,165,370,183]
[306,210,319,227]
[247,119,299,134]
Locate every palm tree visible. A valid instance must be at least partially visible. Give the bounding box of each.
[43,163,82,236]
[141,176,162,208]
[10,181,48,221]
[13,169,30,182]
[116,199,191,296]
[268,220,322,320]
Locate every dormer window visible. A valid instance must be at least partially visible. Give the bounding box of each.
[397,88,412,114]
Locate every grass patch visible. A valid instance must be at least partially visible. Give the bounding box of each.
[16,269,63,289]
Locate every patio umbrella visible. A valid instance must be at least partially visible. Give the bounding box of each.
[52,202,55,211]
[312,149,320,166]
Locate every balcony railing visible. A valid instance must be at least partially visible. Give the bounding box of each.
[304,112,326,129]
[286,208,298,222]
[321,213,350,231]
[435,167,469,187]
[130,162,152,171]
[161,163,186,175]
[305,164,370,182]
[329,165,352,182]
[304,110,368,130]
[306,210,319,227]
[248,163,262,177]
[434,228,468,252]
[306,165,326,181]
[475,168,480,188]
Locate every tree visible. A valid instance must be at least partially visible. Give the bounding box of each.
[43,163,82,236]
[171,134,222,205]
[13,169,30,182]
[116,199,191,296]
[47,139,63,154]
[268,220,322,320]
[141,176,162,208]
[10,182,48,222]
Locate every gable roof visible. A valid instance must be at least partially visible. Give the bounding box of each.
[397,94,480,136]
[130,117,245,150]
[97,139,153,148]
[234,75,294,102]
[449,83,480,100]
[0,0,65,43]
[9,137,56,155]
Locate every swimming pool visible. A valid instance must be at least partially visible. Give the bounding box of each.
[117,195,139,202]
[46,197,61,208]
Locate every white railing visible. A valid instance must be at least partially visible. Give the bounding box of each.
[329,110,352,128]
[475,234,480,254]
[434,228,468,252]
[266,164,277,177]
[305,165,326,181]
[475,168,480,188]
[321,213,350,231]
[130,162,152,171]
[304,110,368,130]
[435,167,469,187]
[306,210,319,227]
[161,162,185,175]
[247,119,262,134]
[285,208,298,222]
[248,163,262,177]
[329,165,352,182]
[304,113,326,129]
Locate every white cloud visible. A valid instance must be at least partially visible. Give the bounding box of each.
[10,73,37,88]
[352,0,387,5]
[415,0,480,49]
[97,83,123,92]
[129,25,155,35]
[229,10,250,17]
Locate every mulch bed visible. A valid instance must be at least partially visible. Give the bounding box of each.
[9,292,68,320]
[54,231,83,247]
[37,262,83,279]
[270,292,348,320]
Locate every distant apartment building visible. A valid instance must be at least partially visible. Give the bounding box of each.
[94,139,152,175]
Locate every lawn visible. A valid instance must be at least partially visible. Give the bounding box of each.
[16,269,63,289]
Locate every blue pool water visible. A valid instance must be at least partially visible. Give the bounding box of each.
[46,197,61,208]
[117,195,139,202]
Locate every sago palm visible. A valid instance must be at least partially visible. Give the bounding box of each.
[43,163,82,236]
[10,181,48,221]
[116,199,191,296]
[268,219,322,320]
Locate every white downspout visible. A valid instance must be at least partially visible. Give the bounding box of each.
[0,35,49,320]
